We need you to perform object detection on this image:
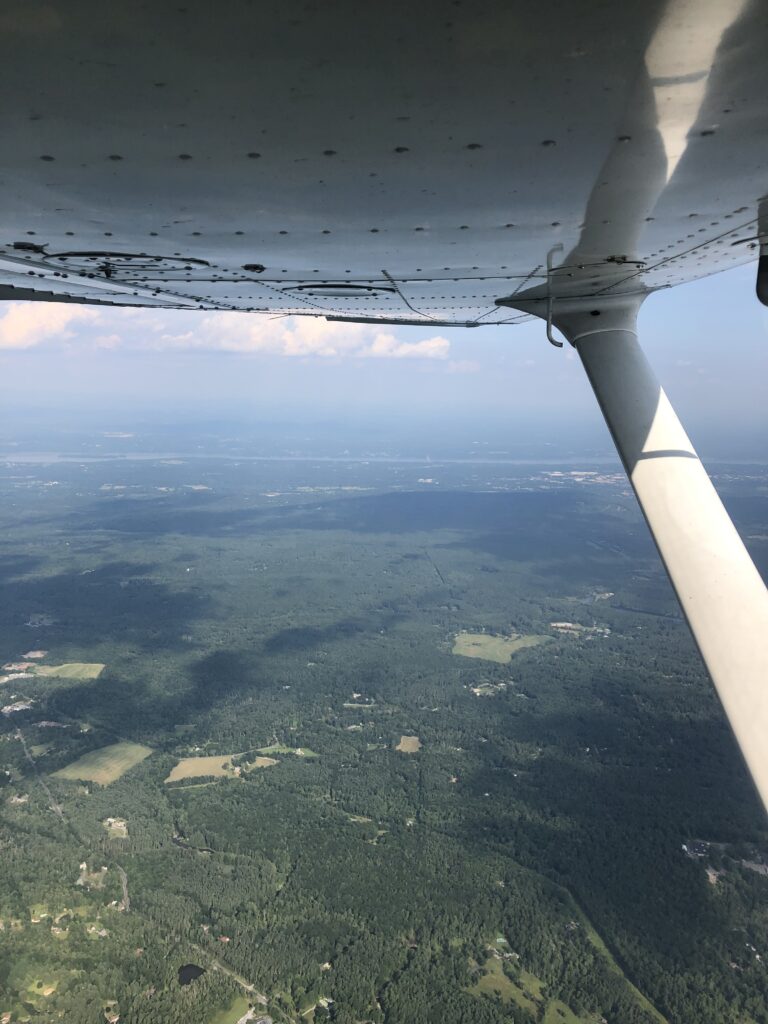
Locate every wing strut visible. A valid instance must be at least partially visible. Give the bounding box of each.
[554,295,768,811]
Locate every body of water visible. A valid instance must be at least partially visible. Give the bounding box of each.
[178,963,205,986]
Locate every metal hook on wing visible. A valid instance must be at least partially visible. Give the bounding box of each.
[546,244,564,348]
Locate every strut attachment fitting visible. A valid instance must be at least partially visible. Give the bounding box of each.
[545,244,564,347]
[757,199,768,307]
[757,244,768,307]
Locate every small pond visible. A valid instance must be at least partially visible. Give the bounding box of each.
[178,963,206,986]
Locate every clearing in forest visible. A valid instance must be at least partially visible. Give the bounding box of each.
[452,631,549,664]
[468,957,536,1013]
[166,752,278,783]
[396,735,422,753]
[26,975,58,999]
[469,958,594,1022]
[53,742,152,785]
[166,754,238,782]
[34,663,105,680]
[208,995,251,1024]
[7,960,68,1011]
[244,756,278,771]
[102,817,128,837]
[257,744,319,758]
[542,1000,594,1024]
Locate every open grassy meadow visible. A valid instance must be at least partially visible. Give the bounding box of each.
[34,663,105,680]
[52,742,152,785]
[244,755,278,771]
[257,744,318,758]
[8,960,64,1009]
[468,957,537,1014]
[208,995,251,1024]
[469,958,597,1022]
[542,1000,596,1024]
[452,631,549,664]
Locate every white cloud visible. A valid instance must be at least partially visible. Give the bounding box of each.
[358,333,450,360]
[212,316,449,360]
[0,303,99,350]
[0,303,450,362]
[125,312,450,360]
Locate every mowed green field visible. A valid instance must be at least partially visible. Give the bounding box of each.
[34,663,105,680]
[52,742,152,785]
[452,632,549,664]
[208,995,251,1024]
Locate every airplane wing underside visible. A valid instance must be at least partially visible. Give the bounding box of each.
[0,0,766,322]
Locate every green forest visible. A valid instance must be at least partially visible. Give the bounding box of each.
[1,440,767,1024]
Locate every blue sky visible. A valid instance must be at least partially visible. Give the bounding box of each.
[1,262,766,458]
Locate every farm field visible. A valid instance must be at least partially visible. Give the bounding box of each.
[452,631,549,664]
[166,754,239,782]
[52,741,152,784]
[395,735,421,753]
[165,752,279,782]
[34,663,105,680]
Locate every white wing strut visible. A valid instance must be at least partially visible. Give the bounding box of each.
[554,296,768,811]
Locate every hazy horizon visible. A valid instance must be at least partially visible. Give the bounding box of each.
[2,262,767,461]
